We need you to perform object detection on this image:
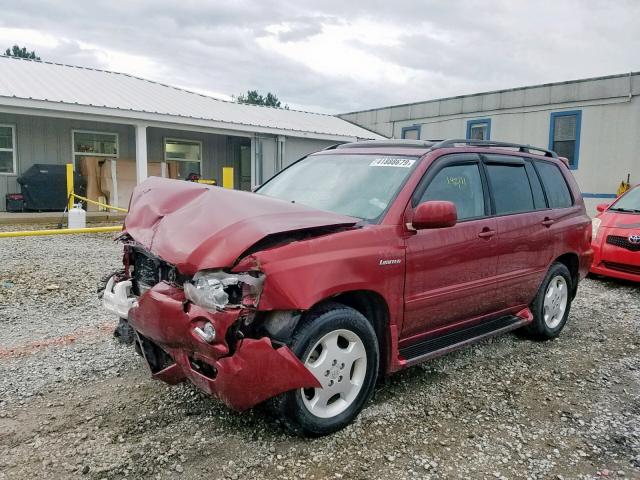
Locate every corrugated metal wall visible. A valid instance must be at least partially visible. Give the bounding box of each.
[0,112,135,210]
[283,137,337,168]
[146,127,238,184]
[0,112,341,210]
[254,136,337,186]
[258,136,277,183]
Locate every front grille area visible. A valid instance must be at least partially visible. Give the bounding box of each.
[603,262,640,275]
[606,235,640,252]
[130,247,184,295]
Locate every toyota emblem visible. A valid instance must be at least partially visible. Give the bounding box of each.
[629,234,640,245]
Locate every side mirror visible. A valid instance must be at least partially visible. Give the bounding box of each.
[412,201,457,230]
[596,203,609,213]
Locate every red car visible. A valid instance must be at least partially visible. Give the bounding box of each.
[590,185,640,282]
[102,139,593,435]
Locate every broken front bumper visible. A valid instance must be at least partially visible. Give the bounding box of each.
[111,281,320,411]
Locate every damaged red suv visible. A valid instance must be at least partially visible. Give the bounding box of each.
[103,139,593,436]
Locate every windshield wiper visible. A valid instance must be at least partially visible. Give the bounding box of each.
[610,207,640,213]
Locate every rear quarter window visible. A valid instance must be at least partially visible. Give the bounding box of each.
[535,161,573,208]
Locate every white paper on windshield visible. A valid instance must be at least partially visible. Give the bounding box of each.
[369,158,416,168]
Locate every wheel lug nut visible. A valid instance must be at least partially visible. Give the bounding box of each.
[340,363,345,369]
[338,375,343,382]
[329,380,334,386]
[324,370,330,377]
[332,359,337,366]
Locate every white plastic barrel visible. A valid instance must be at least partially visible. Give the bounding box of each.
[68,203,86,229]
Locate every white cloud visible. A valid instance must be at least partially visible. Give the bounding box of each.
[0,27,60,50]
[0,0,638,113]
[76,41,167,80]
[257,20,413,84]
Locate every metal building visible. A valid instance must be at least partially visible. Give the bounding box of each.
[340,72,640,213]
[0,56,380,211]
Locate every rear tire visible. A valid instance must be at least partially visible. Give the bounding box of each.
[524,262,573,340]
[271,302,379,436]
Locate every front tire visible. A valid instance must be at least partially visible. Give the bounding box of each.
[271,302,379,436]
[525,262,573,340]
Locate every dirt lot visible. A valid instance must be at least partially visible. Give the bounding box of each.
[0,229,638,480]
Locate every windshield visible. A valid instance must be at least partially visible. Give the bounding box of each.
[610,187,640,213]
[257,153,420,221]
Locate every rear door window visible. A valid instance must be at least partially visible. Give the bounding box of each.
[485,163,535,215]
[419,163,486,220]
[535,161,573,208]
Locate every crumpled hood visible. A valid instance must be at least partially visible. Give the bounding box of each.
[124,177,359,275]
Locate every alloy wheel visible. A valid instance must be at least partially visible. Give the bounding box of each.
[301,329,367,419]
[543,275,568,329]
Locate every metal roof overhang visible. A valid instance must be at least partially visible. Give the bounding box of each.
[0,96,367,142]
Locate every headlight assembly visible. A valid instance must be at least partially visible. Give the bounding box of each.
[591,217,602,241]
[184,270,264,311]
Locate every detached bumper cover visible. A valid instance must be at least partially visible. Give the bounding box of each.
[127,282,320,411]
[102,277,138,319]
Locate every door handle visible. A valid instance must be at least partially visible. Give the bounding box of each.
[541,217,555,227]
[478,228,496,239]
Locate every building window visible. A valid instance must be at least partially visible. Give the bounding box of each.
[401,125,421,140]
[549,110,581,170]
[0,125,16,174]
[73,130,119,157]
[164,138,202,179]
[466,119,491,141]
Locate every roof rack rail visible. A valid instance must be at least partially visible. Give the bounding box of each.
[322,143,342,150]
[337,139,437,149]
[430,139,558,158]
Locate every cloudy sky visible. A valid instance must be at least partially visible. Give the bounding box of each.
[0,1,638,113]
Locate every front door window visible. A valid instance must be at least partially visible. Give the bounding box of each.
[419,163,486,220]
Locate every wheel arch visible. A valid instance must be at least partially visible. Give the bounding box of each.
[312,290,390,377]
[553,252,579,297]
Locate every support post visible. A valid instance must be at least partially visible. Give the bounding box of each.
[135,123,148,184]
[250,136,256,190]
[66,163,74,211]
[222,167,234,189]
[276,135,286,172]
[110,159,119,208]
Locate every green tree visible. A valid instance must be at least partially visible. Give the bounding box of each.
[4,45,40,60]
[236,90,288,109]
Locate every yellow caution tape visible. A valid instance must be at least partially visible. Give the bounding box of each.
[71,193,128,213]
[0,226,122,238]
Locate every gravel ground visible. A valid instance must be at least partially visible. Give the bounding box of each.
[0,228,638,480]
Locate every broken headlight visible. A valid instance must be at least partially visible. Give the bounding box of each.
[184,270,264,311]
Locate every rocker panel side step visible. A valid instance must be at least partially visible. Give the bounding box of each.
[399,315,528,366]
